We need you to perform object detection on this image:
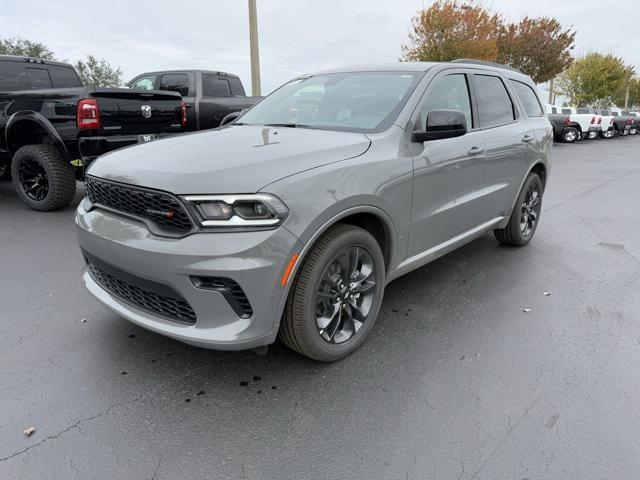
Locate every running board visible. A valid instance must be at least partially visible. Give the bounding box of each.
[386,217,505,283]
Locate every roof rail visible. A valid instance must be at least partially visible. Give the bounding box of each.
[450,59,523,74]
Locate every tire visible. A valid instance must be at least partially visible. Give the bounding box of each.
[279,224,386,362]
[494,172,543,246]
[600,129,613,139]
[562,128,578,143]
[11,145,76,211]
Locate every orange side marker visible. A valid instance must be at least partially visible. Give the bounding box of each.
[280,253,299,286]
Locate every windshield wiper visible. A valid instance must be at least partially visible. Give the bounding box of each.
[264,123,312,128]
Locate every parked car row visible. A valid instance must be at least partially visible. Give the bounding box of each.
[0,56,259,211]
[546,104,640,143]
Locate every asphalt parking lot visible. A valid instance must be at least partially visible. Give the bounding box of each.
[1,136,640,480]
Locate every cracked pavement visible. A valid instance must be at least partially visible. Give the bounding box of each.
[1,137,640,479]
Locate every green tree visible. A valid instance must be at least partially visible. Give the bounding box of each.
[612,77,640,109]
[0,37,55,59]
[74,55,123,88]
[401,0,502,62]
[555,53,634,107]
[497,17,575,83]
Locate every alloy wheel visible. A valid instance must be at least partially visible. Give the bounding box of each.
[18,158,49,201]
[315,246,377,344]
[520,182,541,238]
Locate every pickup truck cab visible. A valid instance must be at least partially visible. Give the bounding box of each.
[0,55,186,211]
[128,70,262,131]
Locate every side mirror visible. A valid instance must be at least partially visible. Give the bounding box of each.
[413,109,467,142]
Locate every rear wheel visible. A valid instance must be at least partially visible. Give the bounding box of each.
[562,128,578,143]
[11,145,76,211]
[494,172,543,246]
[600,129,614,139]
[279,224,386,362]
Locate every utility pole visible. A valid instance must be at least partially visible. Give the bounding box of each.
[248,0,261,96]
[624,84,630,110]
[548,78,554,105]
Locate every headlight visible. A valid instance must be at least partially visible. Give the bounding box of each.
[182,194,289,228]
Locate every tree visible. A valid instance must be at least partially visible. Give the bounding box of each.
[555,53,634,107]
[74,55,123,88]
[612,77,640,109]
[0,37,55,59]
[401,1,502,62]
[497,17,575,83]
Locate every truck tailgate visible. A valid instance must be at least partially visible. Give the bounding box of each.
[92,89,182,135]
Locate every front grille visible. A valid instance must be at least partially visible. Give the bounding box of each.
[191,276,253,318]
[85,176,193,234]
[86,258,196,324]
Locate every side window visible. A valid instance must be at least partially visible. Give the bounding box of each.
[130,75,157,91]
[202,75,231,97]
[417,73,473,130]
[551,107,558,114]
[227,77,245,96]
[49,66,82,88]
[474,75,515,127]
[562,108,572,114]
[510,80,543,117]
[159,73,190,97]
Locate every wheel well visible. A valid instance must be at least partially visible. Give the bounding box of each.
[337,212,391,269]
[530,163,547,189]
[7,120,58,156]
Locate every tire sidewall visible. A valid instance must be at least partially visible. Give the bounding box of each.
[563,128,577,143]
[512,173,543,244]
[292,227,386,361]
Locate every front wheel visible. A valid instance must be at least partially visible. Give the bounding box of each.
[11,145,76,211]
[562,128,578,143]
[279,224,386,362]
[494,172,543,246]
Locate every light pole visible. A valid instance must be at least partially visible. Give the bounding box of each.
[248,0,261,96]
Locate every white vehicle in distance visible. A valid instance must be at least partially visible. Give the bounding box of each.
[576,107,615,138]
[609,107,635,135]
[561,107,599,139]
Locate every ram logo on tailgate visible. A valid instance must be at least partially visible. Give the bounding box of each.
[141,105,152,119]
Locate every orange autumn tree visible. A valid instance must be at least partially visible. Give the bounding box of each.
[401,1,501,62]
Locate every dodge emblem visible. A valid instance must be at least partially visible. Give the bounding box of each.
[141,105,152,119]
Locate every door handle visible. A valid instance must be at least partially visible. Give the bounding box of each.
[522,134,534,143]
[467,146,484,156]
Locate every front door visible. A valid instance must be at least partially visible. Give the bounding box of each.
[407,71,486,258]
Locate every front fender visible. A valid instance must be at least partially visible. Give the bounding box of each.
[5,110,69,158]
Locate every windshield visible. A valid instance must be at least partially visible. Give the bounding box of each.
[239,71,423,133]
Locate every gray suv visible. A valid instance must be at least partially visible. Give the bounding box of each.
[76,61,552,362]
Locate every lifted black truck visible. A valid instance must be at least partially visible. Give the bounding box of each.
[0,55,186,211]
[128,69,261,131]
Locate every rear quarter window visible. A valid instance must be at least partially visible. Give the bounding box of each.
[474,74,516,127]
[48,66,82,88]
[509,80,543,117]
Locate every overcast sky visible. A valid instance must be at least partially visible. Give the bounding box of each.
[2,0,638,96]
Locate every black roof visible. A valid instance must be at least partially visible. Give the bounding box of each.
[0,54,73,68]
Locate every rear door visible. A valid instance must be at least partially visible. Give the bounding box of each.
[407,69,485,257]
[471,73,531,222]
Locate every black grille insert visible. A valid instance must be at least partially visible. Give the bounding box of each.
[191,276,253,318]
[85,176,193,234]
[85,253,196,324]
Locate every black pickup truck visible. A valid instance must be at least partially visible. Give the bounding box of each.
[0,55,185,211]
[128,69,261,131]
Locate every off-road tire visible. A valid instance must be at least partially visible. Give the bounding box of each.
[494,172,543,246]
[11,145,76,211]
[279,224,386,362]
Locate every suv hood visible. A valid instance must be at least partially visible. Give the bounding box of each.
[87,125,371,193]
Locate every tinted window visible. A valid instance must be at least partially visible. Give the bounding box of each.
[49,66,82,88]
[160,73,190,97]
[510,80,543,117]
[202,75,231,97]
[228,77,245,96]
[612,111,619,116]
[577,108,590,114]
[418,74,472,129]
[600,110,610,115]
[562,108,572,114]
[0,62,53,91]
[130,75,157,91]
[551,107,558,114]
[474,75,515,127]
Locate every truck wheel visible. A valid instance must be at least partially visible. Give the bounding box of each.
[279,224,386,362]
[494,172,543,246]
[600,129,613,139]
[562,128,578,143]
[11,145,76,211]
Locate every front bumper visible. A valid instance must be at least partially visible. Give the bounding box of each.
[75,202,302,350]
